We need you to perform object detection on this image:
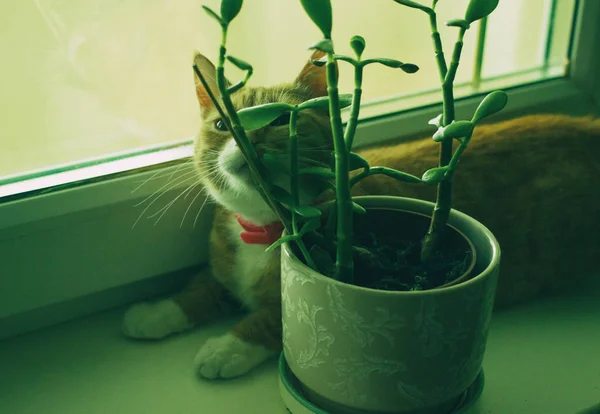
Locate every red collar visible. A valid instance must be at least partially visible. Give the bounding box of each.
[235,214,284,245]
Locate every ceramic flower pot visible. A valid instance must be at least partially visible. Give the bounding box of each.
[280,196,500,414]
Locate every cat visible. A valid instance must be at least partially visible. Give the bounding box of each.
[122,50,600,380]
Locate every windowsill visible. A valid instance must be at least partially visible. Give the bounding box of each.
[2,276,599,414]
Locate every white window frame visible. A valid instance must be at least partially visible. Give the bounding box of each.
[1,0,599,340]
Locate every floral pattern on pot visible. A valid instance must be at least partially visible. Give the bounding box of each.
[281,197,500,413]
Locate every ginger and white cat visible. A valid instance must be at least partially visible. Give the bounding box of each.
[122,51,600,379]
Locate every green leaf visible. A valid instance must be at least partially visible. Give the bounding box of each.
[433,120,474,142]
[226,55,252,71]
[422,166,449,184]
[446,19,471,30]
[309,38,334,54]
[202,6,224,24]
[298,94,350,111]
[432,0,440,8]
[429,114,443,128]
[300,0,333,38]
[350,35,366,58]
[295,205,322,219]
[471,90,508,123]
[376,167,422,183]
[393,0,432,14]
[265,234,297,252]
[352,202,367,215]
[220,0,243,24]
[464,0,499,23]
[298,167,335,179]
[270,185,294,205]
[310,55,328,67]
[237,103,294,131]
[348,152,370,171]
[362,58,419,73]
[301,218,321,234]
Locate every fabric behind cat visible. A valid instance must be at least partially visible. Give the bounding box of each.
[122,51,600,380]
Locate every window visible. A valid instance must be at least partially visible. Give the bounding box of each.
[1,0,578,191]
[0,0,598,339]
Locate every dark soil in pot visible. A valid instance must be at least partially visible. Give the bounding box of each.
[296,207,475,292]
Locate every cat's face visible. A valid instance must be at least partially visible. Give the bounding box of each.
[192,51,334,225]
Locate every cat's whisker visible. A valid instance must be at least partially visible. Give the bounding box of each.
[131,174,198,229]
[193,190,211,229]
[152,182,200,226]
[131,160,194,194]
[181,186,209,228]
[134,169,198,208]
[148,180,199,221]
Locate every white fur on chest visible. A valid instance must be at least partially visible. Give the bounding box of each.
[226,219,278,310]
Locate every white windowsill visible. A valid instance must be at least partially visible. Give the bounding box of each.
[2,275,599,414]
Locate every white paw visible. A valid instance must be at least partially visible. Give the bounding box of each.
[194,333,275,379]
[122,299,193,339]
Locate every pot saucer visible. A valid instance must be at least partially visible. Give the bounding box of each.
[279,353,484,414]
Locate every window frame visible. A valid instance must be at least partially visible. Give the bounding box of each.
[1,0,598,340]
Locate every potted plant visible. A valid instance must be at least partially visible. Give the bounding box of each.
[195,0,504,412]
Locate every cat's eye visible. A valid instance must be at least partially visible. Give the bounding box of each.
[269,113,291,127]
[214,119,228,132]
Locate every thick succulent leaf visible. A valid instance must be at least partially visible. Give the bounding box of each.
[433,120,474,142]
[301,217,321,234]
[298,94,351,111]
[310,55,328,67]
[422,166,449,184]
[350,35,366,57]
[352,202,367,215]
[348,152,370,171]
[446,19,470,30]
[309,38,334,54]
[429,114,443,128]
[220,0,243,24]
[270,185,294,205]
[375,167,422,183]
[465,0,500,23]
[471,90,508,123]
[362,58,419,73]
[393,0,432,13]
[300,0,333,38]
[202,6,223,24]
[265,234,297,252]
[237,103,294,131]
[226,55,252,71]
[295,205,322,219]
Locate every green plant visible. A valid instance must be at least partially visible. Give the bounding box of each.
[195,0,508,286]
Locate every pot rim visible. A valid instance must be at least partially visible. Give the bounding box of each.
[282,195,501,298]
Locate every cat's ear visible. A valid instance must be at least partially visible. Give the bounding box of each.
[295,50,336,98]
[193,51,219,112]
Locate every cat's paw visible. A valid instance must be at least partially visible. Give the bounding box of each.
[194,332,275,379]
[122,299,193,339]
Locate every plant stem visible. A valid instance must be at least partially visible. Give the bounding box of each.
[349,166,422,188]
[289,110,317,270]
[214,27,291,233]
[344,64,364,151]
[326,51,354,284]
[421,25,468,262]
